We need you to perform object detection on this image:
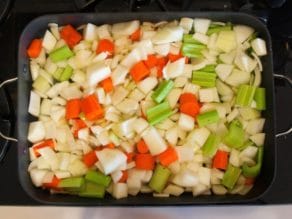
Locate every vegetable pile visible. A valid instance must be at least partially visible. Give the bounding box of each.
[27,18,267,199]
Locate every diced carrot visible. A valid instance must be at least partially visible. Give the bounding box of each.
[245,177,255,185]
[126,152,135,163]
[27,39,42,58]
[33,139,55,157]
[72,119,87,138]
[118,171,128,183]
[130,61,150,82]
[168,52,189,63]
[83,150,98,167]
[130,28,141,41]
[96,39,114,56]
[104,143,115,149]
[60,25,82,48]
[179,93,198,105]
[180,102,200,117]
[144,54,158,69]
[212,150,229,170]
[81,94,104,121]
[156,66,163,78]
[137,140,149,154]
[100,77,113,93]
[156,56,167,78]
[43,176,60,189]
[157,147,178,166]
[65,98,81,120]
[135,153,155,170]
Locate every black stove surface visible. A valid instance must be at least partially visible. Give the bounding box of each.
[0,0,291,205]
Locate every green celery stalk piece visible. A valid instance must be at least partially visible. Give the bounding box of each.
[49,45,74,63]
[197,110,220,127]
[78,182,106,198]
[207,24,232,35]
[200,65,216,73]
[254,88,266,110]
[183,34,202,44]
[59,177,85,191]
[224,120,245,148]
[181,43,206,58]
[32,75,51,94]
[235,85,256,107]
[149,165,171,193]
[59,65,73,81]
[222,164,241,189]
[146,101,173,126]
[237,140,254,151]
[192,71,217,87]
[242,147,263,178]
[85,170,111,187]
[152,80,174,103]
[52,68,64,81]
[202,134,221,157]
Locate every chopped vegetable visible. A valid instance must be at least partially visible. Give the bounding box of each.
[49,45,74,62]
[78,182,105,198]
[179,93,200,117]
[65,98,81,120]
[151,80,174,103]
[149,165,171,193]
[96,39,115,56]
[137,140,149,154]
[235,85,256,107]
[222,165,241,189]
[242,147,263,178]
[157,147,178,166]
[224,120,245,148]
[146,101,173,125]
[130,28,141,41]
[197,110,220,127]
[59,177,85,191]
[100,77,114,93]
[212,150,229,170]
[254,87,266,110]
[192,70,217,87]
[27,39,42,58]
[202,134,220,157]
[83,150,98,167]
[130,61,150,83]
[135,153,155,170]
[81,94,103,121]
[85,170,111,187]
[60,25,82,48]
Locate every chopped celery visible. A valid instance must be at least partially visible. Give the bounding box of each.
[53,68,64,80]
[224,120,245,148]
[183,34,202,44]
[254,88,266,110]
[49,45,74,62]
[182,43,206,58]
[207,23,232,35]
[146,101,173,126]
[32,75,51,94]
[222,164,241,189]
[192,71,216,87]
[59,177,85,191]
[202,134,221,157]
[59,65,73,81]
[235,85,256,107]
[149,164,171,193]
[78,182,106,198]
[197,110,220,127]
[200,65,216,73]
[85,170,111,187]
[237,140,254,151]
[242,147,263,178]
[152,80,174,103]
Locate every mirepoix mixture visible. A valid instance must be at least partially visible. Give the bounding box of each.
[26,18,267,199]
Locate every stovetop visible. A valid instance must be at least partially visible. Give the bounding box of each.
[0,0,291,205]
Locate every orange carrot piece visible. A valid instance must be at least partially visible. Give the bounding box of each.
[65,98,81,120]
[72,119,87,137]
[27,39,42,58]
[180,102,200,117]
[126,152,135,163]
[179,93,198,105]
[167,52,189,63]
[135,153,155,170]
[104,143,115,149]
[60,25,82,48]
[144,54,158,69]
[81,94,104,121]
[118,171,128,183]
[245,177,255,185]
[156,56,167,78]
[100,77,114,93]
[212,150,229,170]
[33,139,55,157]
[96,39,114,56]
[43,176,60,189]
[157,147,178,166]
[130,28,141,41]
[137,140,149,154]
[83,150,98,167]
[130,61,150,82]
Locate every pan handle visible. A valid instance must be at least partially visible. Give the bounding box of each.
[0,78,18,162]
[274,74,292,138]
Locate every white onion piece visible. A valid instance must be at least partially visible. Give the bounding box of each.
[27,121,45,143]
[193,32,209,44]
[246,118,265,135]
[30,169,48,187]
[86,63,111,87]
[42,30,57,52]
[233,25,254,44]
[112,20,140,36]
[179,17,193,33]
[178,113,195,131]
[28,91,41,117]
[152,26,183,44]
[194,18,211,34]
[142,127,167,155]
[163,58,185,79]
[96,149,127,175]
[250,133,265,146]
[199,87,220,103]
[251,38,267,56]
[175,145,194,162]
[167,88,182,109]
[137,77,158,94]
[83,23,97,41]
[38,147,59,171]
[172,169,198,187]
[186,127,210,147]
[215,64,233,82]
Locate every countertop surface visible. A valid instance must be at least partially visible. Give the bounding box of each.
[1,205,292,219]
